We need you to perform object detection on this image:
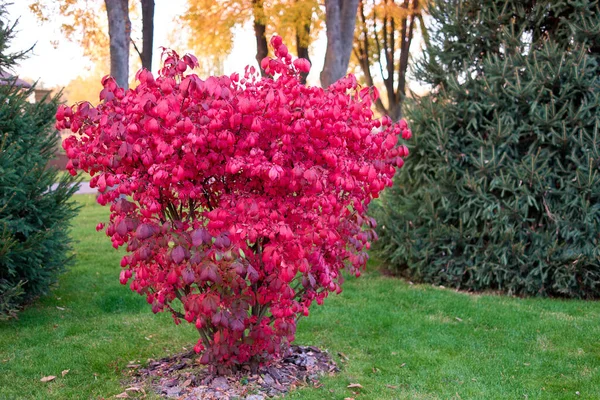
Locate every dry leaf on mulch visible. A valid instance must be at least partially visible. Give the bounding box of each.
[126,345,339,399]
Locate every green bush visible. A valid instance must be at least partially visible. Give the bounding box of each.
[0,6,79,319]
[376,0,600,298]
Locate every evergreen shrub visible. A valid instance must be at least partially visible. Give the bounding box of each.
[377,0,600,298]
[0,6,79,318]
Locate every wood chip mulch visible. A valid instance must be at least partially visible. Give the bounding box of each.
[122,345,339,399]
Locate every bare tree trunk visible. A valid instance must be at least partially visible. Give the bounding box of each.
[140,0,154,70]
[105,0,131,88]
[388,103,402,121]
[320,0,359,88]
[294,0,312,84]
[296,28,311,84]
[252,0,268,76]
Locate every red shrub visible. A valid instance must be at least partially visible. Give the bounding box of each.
[57,36,410,372]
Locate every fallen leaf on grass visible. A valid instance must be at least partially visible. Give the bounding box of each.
[56,306,65,311]
[400,363,406,368]
[126,364,141,369]
[125,387,142,392]
[40,376,56,383]
[344,398,355,400]
[455,317,463,322]
[114,392,129,398]
[386,385,398,389]
[347,383,363,389]
[338,352,349,361]
[61,369,69,377]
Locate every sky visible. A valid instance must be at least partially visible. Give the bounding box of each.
[4,1,327,89]
[6,1,95,87]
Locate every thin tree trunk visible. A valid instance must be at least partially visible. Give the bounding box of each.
[252,0,268,76]
[105,0,131,88]
[395,12,415,120]
[388,103,402,121]
[320,0,360,87]
[296,27,311,84]
[140,0,154,70]
[353,0,420,120]
[355,0,387,114]
[294,0,312,84]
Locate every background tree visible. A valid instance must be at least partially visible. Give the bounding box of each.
[104,0,130,87]
[0,3,79,319]
[253,0,268,75]
[182,0,321,78]
[63,65,105,105]
[138,0,154,70]
[181,0,265,75]
[376,0,600,298]
[353,0,424,120]
[320,0,359,87]
[270,0,322,83]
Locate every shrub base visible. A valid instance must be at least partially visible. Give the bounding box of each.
[125,345,338,399]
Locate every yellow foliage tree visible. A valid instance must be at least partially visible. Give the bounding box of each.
[181,0,245,75]
[269,0,323,81]
[62,67,105,106]
[182,0,321,81]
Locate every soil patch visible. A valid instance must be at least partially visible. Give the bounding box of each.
[124,345,338,399]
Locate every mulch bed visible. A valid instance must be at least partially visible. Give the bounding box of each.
[121,345,338,399]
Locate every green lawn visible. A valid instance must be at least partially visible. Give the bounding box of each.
[55,170,91,183]
[0,196,599,399]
